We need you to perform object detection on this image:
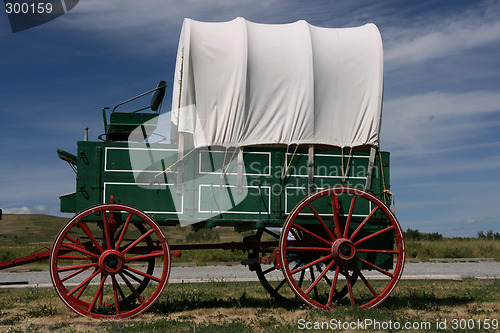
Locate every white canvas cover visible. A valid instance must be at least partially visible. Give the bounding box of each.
[171,17,383,148]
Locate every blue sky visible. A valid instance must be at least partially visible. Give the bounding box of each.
[1,0,499,237]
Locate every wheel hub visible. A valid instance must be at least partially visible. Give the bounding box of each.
[332,238,356,261]
[99,250,124,274]
[107,256,119,269]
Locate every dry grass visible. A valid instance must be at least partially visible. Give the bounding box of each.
[0,279,499,332]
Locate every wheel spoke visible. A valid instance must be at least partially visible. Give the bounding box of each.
[123,269,143,284]
[57,262,99,273]
[111,276,121,315]
[354,226,395,246]
[331,194,342,238]
[57,255,93,260]
[346,269,355,305]
[121,229,155,255]
[102,211,114,250]
[308,203,335,241]
[343,194,357,238]
[60,267,88,282]
[286,246,330,252]
[76,279,92,299]
[67,268,102,297]
[77,222,105,253]
[309,268,319,299]
[64,235,78,243]
[263,228,280,239]
[262,266,275,275]
[298,269,306,289]
[125,266,161,283]
[61,243,100,260]
[274,278,287,292]
[349,206,379,241]
[99,279,104,307]
[315,264,332,286]
[114,276,127,301]
[291,254,334,275]
[292,224,332,247]
[305,259,335,296]
[355,256,394,278]
[125,250,164,262]
[119,272,145,304]
[327,265,341,307]
[88,274,107,312]
[349,262,378,297]
[115,213,132,250]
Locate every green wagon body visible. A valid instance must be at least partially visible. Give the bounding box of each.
[58,140,394,270]
[61,142,391,224]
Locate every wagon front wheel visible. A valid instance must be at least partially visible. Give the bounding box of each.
[280,187,405,309]
[247,228,289,300]
[50,203,171,319]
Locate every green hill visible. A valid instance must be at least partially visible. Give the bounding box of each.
[0,214,69,246]
[0,214,255,266]
[0,214,252,247]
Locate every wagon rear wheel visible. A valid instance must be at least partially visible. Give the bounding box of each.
[279,186,405,309]
[50,203,170,319]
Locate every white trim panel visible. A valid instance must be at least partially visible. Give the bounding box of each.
[104,147,179,173]
[198,184,271,214]
[103,182,183,214]
[198,149,271,176]
[285,152,369,179]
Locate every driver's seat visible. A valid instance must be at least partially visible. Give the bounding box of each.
[103,81,166,141]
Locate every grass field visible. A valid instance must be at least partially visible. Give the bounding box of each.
[0,279,499,332]
[405,239,500,261]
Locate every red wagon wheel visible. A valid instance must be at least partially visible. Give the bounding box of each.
[50,203,170,319]
[280,186,404,309]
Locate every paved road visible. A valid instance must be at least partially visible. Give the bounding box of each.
[1,260,499,288]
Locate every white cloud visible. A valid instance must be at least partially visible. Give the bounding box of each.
[2,205,50,214]
[385,91,500,118]
[3,207,32,214]
[58,0,282,55]
[33,205,50,213]
[461,218,478,225]
[391,155,500,182]
[385,20,500,66]
[381,91,500,154]
[384,1,500,67]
